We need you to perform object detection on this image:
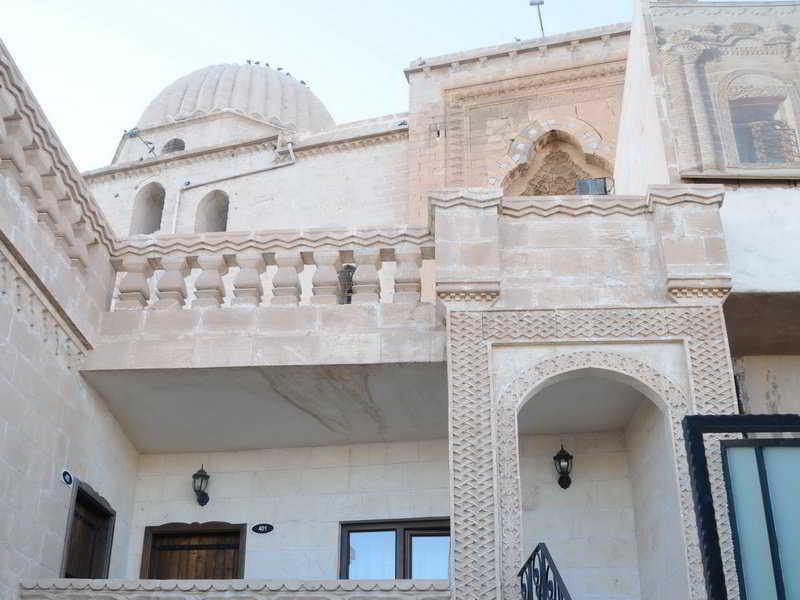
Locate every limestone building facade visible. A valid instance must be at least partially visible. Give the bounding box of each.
[1,1,799,600]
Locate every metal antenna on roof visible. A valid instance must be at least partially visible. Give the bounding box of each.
[529,0,545,38]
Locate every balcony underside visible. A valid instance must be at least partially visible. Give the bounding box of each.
[84,362,448,453]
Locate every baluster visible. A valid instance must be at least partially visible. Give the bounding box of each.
[116,256,153,309]
[352,248,382,303]
[153,256,190,310]
[311,250,342,305]
[271,251,302,305]
[233,252,266,306]
[393,244,422,304]
[193,255,229,308]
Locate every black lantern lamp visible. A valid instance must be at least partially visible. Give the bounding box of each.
[553,445,574,489]
[192,466,210,506]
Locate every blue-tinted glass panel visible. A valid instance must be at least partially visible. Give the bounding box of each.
[410,535,449,579]
[726,446,778,599]
[764,446,800,598]
[348,530,395,579]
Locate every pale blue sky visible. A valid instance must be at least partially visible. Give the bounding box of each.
[1,0,632,170]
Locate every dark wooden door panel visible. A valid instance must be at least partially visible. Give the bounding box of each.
[142,523,245,579]
[63,486,115,579]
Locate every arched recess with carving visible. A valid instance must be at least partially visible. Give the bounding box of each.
[130,181,165,235]
[716,69,800,167]
[488,117,615,191]
[493,351,696,599]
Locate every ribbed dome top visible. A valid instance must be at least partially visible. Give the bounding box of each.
[137,63,334,132]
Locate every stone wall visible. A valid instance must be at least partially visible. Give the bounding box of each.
[127,439,449,579]
[519,432,640,600]
[0,254,137,598]
[625,401,689,600]
[406,25,629,225]
[737,355,800,415]
[720,185,800,294]
[88,132,410,238]
[613,0,672,194]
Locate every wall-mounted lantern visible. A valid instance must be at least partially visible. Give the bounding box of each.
[553,445,573,489]
[192,466,210,506]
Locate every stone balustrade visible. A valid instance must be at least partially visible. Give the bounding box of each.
[20,579,450,600]
[110,228,435,310]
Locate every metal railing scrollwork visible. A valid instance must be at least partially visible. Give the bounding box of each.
[518,543,572,600]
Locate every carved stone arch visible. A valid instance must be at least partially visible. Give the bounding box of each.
[493,350,697,600]
[488,117,615,189]
[715,69,800,166]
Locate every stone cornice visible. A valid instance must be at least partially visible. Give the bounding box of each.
[20,580,450,593]
[650,1,800,18]
[112,225,435,263]
[0,41,116,254]
[647,184,725,207]
[85,128,408,183]
[429,186,724,221]
[429,188,504,209]
[445,59,626,106]
[502,196,649,217]
[405,23,630,77]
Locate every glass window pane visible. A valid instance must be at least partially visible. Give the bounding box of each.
[763,446,800,598]
[410,535,449,579]
[726,446,777,598]
[348,531,395,579]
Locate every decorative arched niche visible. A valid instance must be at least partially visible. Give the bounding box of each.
[493,351,695,600]
[717,71,800,166]
[195,190,230,233]
[490,118,615,195]
[129,181,165,235]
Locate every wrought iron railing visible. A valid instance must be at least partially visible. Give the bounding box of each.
[518,543,572,600]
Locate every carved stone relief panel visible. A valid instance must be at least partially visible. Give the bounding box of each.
[442,61,624,188]
[651,4,800,177]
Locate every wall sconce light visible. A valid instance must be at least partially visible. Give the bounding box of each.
[553,445,574,489]
[192,466,210,506]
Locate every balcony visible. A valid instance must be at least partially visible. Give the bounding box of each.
[19,579,450,600]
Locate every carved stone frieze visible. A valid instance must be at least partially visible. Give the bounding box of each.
[447,306,738,600]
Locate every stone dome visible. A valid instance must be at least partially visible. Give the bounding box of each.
[137,63,334,132]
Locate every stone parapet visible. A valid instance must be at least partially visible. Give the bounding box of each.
[85,302,445,371]
[20,579,450,600]
[109,226,435,310]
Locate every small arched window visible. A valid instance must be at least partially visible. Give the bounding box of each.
[195,190,229,233]
[129,181,165,235]
[162,138,186,154]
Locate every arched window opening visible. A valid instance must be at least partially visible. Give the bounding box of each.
[129,181,165,235]
[195,190,229,233]
[162,138,186,154]
[725,74,800,165]
[504,131,611,196]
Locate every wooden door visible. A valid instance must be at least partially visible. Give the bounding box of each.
[63,486,115,578]
[141,523,246,579]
